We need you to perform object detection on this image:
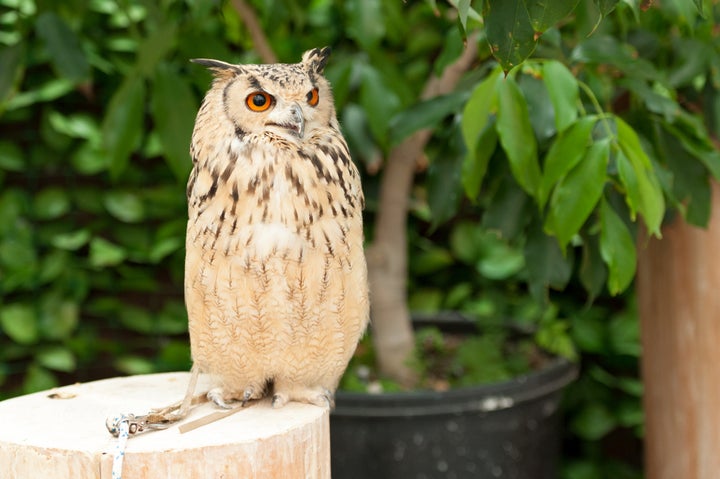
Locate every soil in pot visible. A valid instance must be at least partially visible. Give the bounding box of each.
[330,314,578,479]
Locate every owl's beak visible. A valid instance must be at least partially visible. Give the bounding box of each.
[267,103,305,139]
[289,103,305,138]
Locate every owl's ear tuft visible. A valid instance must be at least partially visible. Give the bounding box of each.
[302,47,331,74]
[191,58,242,75]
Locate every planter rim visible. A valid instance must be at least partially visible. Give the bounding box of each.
[333,357,578,417]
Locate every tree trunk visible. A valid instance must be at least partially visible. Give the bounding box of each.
[366,36,480,385]
[367,134,430,385]
[637,182,720,479]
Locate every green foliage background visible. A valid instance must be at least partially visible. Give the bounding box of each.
[1,0,718,477]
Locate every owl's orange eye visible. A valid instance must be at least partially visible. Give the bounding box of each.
[307,88,319,107]
[246,92,273,112]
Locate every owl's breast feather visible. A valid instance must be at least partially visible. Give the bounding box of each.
[239,222,302,257]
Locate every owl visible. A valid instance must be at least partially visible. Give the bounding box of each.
[185,47,369,409]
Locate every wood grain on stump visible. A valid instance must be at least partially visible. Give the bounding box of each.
[0,372,330,479]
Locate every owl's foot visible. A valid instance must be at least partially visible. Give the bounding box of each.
[207,388,236,409]
[207,386,257,409]
[271,386,335,409]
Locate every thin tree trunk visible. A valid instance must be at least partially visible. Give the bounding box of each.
[231,0,278,64]
[367,37,480,385]
[637,181,720,479]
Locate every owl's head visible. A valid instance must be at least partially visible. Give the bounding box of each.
[192,48,337,143]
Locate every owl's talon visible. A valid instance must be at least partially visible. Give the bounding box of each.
[271,393,288,409]
[207,388,234,409]
[318,389,335,409]
[241,387,254,407]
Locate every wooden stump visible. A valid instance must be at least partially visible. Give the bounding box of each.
[637,183,720,479]
[0,372,330,479]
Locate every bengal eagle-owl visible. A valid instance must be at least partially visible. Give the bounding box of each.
[185,47,368,409]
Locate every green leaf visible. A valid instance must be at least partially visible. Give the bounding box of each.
[38,249,68,284]
[535,318,577,360]
[5,78,75,110]
[37,347,76,372]
[545,139,609,248]
[23,364,57,394]
[35,12,89,82]
[599,198,636,295]
[540,116,597,207]
[341,104,381,168]
[571,313,606,353]
[518,73,556,143]
[450,221,485,264]
[622,79,679,123]
[525,222,572,291]
[579,233,607,301]
[609,310,641,357]
[71,142,108,175]
[615,117,664,237]
[482,178,530,239]
[456,0,471,32]
[115,356,155,375]
[461,118,497,200]
[0,141,24,171]
[593,0,620,16]
[102,77,146,179]
[693,0,704,16]
[571,35,657,80]
[47,111,100,141]
[0,303,38,345]
[51,229,90,250]
[542,60,579,132]
[389,92,467,145]
[616,398,643,428]
[148,236,182,263]
[409,288,444,313]
[39,298,79,340]
[658,123,711,227]
[136,23,177,77]
[496,76,541,198]
[156,301,189,335]
[103,191,145,223]
[33,188,71,220]
[571,401,617,440]
[119,307,154,334]
[433,27,464,77]
[662,114,720,181]
[345,0,385,50]
[151,65,196,181]
[667,40,710,88]
[526,0,581,32]
[89,237,127,267]
[462,68,502,143]
[0,42,24,107]
[359,65,401,146]
[427,138,464,226]
[478,237,525,280]
[0,233,38,275]
[484,0,537,71]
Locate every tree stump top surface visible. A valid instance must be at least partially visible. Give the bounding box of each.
[0,372,330,478]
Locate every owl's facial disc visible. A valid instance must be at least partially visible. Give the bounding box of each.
[266,102,305,139]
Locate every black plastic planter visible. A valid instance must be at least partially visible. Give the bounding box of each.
[331,356,577,479]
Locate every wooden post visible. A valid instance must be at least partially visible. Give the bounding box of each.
[637,182,720,479]
[0,372,330,479]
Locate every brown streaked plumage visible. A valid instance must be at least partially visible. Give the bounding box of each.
[185,47,368,408]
